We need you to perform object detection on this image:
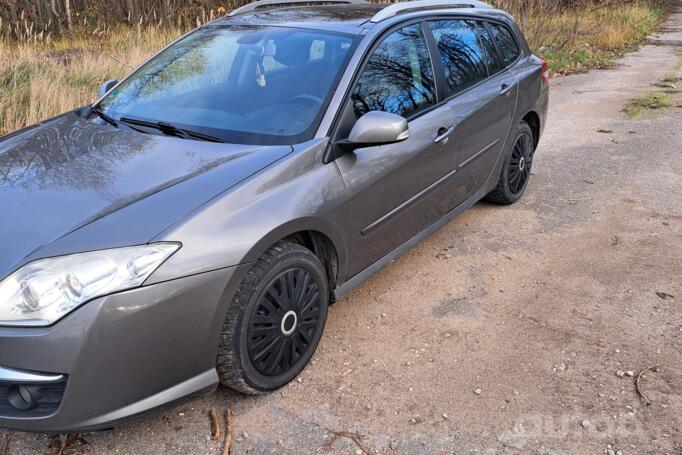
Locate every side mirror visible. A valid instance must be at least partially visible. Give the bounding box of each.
[98,80,118,98]
[339,111,409,151]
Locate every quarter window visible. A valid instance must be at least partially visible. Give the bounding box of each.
[429,19,488,96]
[352,24,436,119]
[489,23,520,66]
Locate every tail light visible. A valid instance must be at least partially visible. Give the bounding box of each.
[540,58,550,85]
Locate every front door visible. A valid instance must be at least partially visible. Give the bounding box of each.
[332,23,460,277]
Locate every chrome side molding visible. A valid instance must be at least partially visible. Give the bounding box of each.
[0,366,64,384]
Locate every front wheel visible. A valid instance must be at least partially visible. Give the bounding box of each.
[216,241,329,394]
[485,121,535,205]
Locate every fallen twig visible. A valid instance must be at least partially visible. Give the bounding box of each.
[0,430,10,455]
[222,407,234,455]
[636,364,660,406]
[53,433,88,455]
[321,430,372,454]
[655,292,675,300]
[209,407,222,441]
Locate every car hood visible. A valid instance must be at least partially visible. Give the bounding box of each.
[0,112,292,279]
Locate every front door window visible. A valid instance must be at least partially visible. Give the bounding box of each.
[351,24,436,119]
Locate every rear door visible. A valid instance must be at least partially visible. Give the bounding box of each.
[332,23,460,276]
[426,18,518,202]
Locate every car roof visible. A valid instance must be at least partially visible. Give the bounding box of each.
[207,2,509,35]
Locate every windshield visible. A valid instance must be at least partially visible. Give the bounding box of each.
[97,26,356,145]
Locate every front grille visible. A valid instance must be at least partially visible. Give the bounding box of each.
[0,379,66,418]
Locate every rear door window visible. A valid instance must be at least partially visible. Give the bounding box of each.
[488,23,520,66]
[477,22,505,75]
[428,19,488,96]
[352,24,436,119]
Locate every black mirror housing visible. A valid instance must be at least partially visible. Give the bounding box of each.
[98,80,119,98]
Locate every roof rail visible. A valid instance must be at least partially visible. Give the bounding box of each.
[369,0,492,23]
[229,0,368,16]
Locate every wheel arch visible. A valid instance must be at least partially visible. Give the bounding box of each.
[522,110,540,150]
[282,230,340,299]
[240,217,347,299]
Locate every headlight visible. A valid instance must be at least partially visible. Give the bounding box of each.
[0,243,180,327]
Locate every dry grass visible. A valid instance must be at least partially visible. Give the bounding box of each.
[0,25,184,135]
[0,1,667,136]
[533,1,665,73]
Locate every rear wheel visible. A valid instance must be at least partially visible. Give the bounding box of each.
[216,241,329,394]
[485,121,535,205]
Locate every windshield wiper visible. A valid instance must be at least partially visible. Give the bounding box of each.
[119,117,224,143]
[90,106,118,127]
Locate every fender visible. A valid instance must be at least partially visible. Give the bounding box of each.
[239,216,349,282]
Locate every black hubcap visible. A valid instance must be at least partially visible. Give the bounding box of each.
[247,269,321,376]
[508,131,533,194]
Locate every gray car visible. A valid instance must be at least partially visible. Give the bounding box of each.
[0,0,548,432]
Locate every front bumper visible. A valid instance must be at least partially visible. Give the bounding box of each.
[0,265,243,433]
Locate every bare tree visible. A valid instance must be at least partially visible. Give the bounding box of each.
[0,0,623,42]
[64,0,72,30]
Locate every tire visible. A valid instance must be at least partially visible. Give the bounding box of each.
[216,241,329,394]
[484,121,535,205]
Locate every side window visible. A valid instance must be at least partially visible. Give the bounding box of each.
[489,23,520,66]
[261,37,335,72]
[261,39,284,73]
[477,22,504,75]
[352,24,436,119]
[310,39,325,61]
[429,19,488,96]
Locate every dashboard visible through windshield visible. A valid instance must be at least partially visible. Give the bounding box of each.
[97,25,357,145]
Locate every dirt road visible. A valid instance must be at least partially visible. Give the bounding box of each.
[3,4,682,455]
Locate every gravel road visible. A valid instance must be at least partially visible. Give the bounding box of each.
[2,3,681,454]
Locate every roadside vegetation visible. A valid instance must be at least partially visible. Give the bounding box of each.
[624,67,681,117]
[0,26,180,135]
[661,74,681,83]
[624,91,673,117]
[0,0,669,136]
[531,1,665,73]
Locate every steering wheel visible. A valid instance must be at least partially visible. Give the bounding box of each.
[289,94,324,110]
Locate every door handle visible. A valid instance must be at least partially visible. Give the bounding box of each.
[499,83,513,97]
[434,126,454,144]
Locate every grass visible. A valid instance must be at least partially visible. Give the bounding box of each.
[660,73,681,83]
[0,25,183,135]
[534,1,665,74]
[624,91,672,117]
[653,73,680,88]
[0,1,669,136]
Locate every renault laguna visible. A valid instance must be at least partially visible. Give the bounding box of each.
[0,0,548,431]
